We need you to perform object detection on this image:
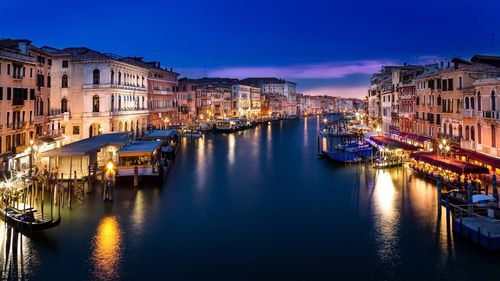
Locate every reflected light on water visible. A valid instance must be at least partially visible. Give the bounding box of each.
[303,118,308,147]
[0,224,38,280]
[195,137,207,191]
[373,170,400,262]
[228,134,235,165]
[131,190,146,237]
[91,216,122,281]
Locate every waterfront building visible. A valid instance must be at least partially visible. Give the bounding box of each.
[0,39,37,170]
[240,77,297,116]
[250,86,262,118]
[48,47,149,142]
[231,84,253,118]
[470,77,500,156]
[142,61,179,129]
[176,79,196,124]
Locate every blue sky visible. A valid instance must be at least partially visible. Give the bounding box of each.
[3,0,500,97]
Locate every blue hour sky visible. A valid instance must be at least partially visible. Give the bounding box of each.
[3,0,500,98]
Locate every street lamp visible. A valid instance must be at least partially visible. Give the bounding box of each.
[438,139,450,158]
[376,126,382,136]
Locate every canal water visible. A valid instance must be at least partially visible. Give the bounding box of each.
[1,117,500,280]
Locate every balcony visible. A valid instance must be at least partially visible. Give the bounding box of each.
[0,50,35,63]
[460,108,474,117]
[83,83,147,92]
[461,139,476,150]
[483,110,500,120]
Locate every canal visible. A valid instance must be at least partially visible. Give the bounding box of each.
[1,117,500,280]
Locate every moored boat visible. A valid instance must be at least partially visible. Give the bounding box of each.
[115,140,166,182]
[0,204,61,231]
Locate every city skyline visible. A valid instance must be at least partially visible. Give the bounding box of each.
[4,0,500,98]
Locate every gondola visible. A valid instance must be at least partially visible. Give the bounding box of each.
[0,205,61,231]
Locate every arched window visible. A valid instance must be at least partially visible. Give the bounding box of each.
[39,99,44,115]
[470,96,475,110]
[111,70,114,84]
[477,91,482,111]
[93,69,100,84]
[92,95,100,112]
[437,95,441,106]
[61,74,68,88]
[118,72,122,85]
[111,95,115,111]
[118,95,122,110]
[478,124,482,145]
[458,125,463,139]
[492,90,497,111]
[449,124,453,137]
[61,98,68,113]
[443,123,447,135]
[465,96,469,109]
[471,126,475,141]
[142,96,145,109]
[465,125,470,140]
[142,76,145,87]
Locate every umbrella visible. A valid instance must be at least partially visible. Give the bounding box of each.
[493,174,498,203]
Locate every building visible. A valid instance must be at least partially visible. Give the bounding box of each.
[176,79,196,124]
[240,77,297,116]
[48,47,149,142]
[142,61,179,129]
[0,39,38,171]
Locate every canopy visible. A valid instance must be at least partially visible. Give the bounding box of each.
[411,152,489,174]
[368,136,419,151]
[118,141,162,157]
[143,130,177,139]
[391,131,433,143]
[40,132,130,157]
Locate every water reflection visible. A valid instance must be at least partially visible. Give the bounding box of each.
[91,216,122,281]
[0,224,38,280]
[195,137,207,191]
[228,134,236,166]
[372,170,400,264]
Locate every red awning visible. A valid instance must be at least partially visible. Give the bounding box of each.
[454,149,500,170]
[369,136,419,151]
[391,131,433,143]
[411,152,489,174]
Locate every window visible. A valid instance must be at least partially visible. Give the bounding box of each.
[93,69,100,84]
[477,91,482,111]
[118,72,121,85]
[448,78,453,91]
[7,64,10,75]
[7,88,11,100]
[492,91,497,111]
[30,68,33,78]
[48,59,52,66]
[61,74,68,88]
[471,126,475,141]
[29,89,34,100]
[62,60,68,68]
[442,79,447,91]
[61,98,68,113]
[0,87,2,100]
[465,97,469,109]
[111,70,114,84]
[73,126,80,135]
[458,77,462,90]
[471,97,475,110]
[111,95,115,111]
[47,75,51,88]
[437,95,441,106]
[92,95,100,112]
[492,125,496,147]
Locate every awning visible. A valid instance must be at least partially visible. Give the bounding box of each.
[368,136,419,151]
[143,130,177,139]
[411,152,489,174]
[455,149,500,170]
[118,141,162,157]
[391,131,433,143]
[40,132,130,157]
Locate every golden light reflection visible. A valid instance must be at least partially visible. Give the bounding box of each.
[373,170,399,261]
[0,223,39,280]
[131,190,146,237]
[303,117,308,147]
[195,137,207,191]
[228,134,235,165]
[91,216,122,281]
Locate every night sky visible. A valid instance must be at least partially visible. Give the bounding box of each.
[3,0,500,97]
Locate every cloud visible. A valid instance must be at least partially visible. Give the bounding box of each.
[302,86,368,99]
[206,60,399,79]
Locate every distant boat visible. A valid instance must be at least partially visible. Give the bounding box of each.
[318,114,373,163]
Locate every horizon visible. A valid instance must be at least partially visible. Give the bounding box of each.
[3,0,500,98]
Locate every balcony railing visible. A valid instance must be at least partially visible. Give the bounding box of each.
[460,108,474,117]
[483,110,500,120]
[461,139,476,150]
[0,50,35,63]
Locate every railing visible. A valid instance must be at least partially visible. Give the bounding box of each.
[460,139,476,150]
[460,108,474,117]
[0,50,35,63]
[483,110,500,120]
[83,83,146,91]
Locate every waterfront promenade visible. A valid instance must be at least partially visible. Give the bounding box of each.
[1,117,500,281]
